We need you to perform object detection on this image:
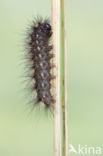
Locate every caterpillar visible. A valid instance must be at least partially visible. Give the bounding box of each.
[25,17,55,108]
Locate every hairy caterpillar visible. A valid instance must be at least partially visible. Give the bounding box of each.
[25,17,55,108]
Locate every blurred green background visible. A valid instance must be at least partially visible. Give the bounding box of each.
[0,0,103,156]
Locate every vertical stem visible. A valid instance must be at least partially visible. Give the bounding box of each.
[52,0,61,156]
[64,0,69,155]
[51,0,68,156]
[60,0,65,155]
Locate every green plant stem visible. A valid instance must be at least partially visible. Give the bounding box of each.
[60,0,65,155]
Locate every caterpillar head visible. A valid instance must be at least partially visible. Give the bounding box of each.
[38,22,52,37]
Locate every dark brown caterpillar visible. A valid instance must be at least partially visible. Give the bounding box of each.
[26,18,55,108]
